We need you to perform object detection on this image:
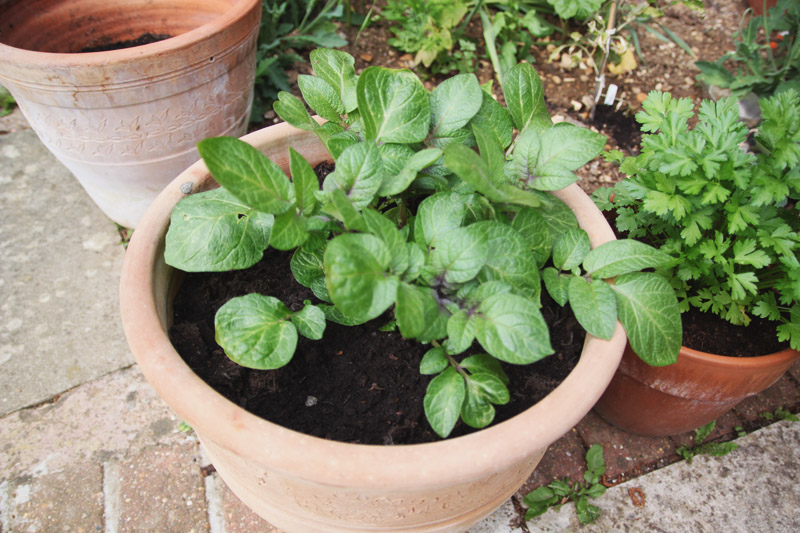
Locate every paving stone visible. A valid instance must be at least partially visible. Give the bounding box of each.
[0,129,131,417]
[519,427,587,494]
[734,374,800,429]
[117,442,207,532]
[219,478,280,533]
[0,366,188,479]
[576,411,677,483]
[3,462,103,532]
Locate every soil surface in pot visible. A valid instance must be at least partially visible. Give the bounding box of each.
[169,249,583,445]
[681,305,787,357]
[80,33,171,53]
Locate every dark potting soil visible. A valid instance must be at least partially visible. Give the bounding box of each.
[80,33,172,53]
[592,104,642,155]
[681,305,787,357]
[169,250,583,445]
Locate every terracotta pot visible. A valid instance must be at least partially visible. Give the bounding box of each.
[119,122,628,532]
[0,0,260,228]
[594,342,800,437]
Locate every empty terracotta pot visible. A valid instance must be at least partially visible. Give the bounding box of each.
[594,342,800,436]
[0,0,260,228]
[119,122,628,532]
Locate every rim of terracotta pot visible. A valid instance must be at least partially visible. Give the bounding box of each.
[0,0,259,71]
[119,121,627,490]
[677,344,800,368]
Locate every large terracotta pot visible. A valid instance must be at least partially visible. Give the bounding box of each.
[119,122,628,532]
[0,0,260,228]
[594,342,800,437]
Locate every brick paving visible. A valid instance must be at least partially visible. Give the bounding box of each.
[1,362,798,532]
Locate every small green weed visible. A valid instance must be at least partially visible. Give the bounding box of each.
[0,85,15,117]
[523,444,607,525]
[676,421,738,462]
[760,406,800,422]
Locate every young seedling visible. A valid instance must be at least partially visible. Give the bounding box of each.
[676,421,738,462]
[523,444,607,525]
[760,406,800,422]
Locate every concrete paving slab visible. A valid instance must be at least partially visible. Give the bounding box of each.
[523,419,800,532]
[0,128,132,416]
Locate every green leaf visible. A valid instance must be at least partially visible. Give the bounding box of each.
[215,294,297,370]
[290,303,326,340]
[309,48,358,112]
[543,268,571,306]
[165,188,273,272]
[414,192,467,248]
[539,195,580,240]
[611,272,682,366]
[420,347,449,375]
[357,66,431,143]
[430,73,483,136]
[538,123,606,172]
[694,61,734,88]
[424,367,466,438]
[510,208,552,267]
[553,228,591,271]
[378,147,443,196]
[324,233,399,322]
[475,294,553,364]
[460,353,509,385]
[446,309,476,354]
[584,444,606,483]
[503,62,552,134]
[395,282,441,339]
[461,379,496,429]
[362,209,406,268]
[290,239,325,287]
[297,74,344,122]
[478,222,542,301]
[568,277,618,340]
[468,89,514,149]
[431,224,489,283]
[197,137,295,215]
[288,148,318,214]
[269,209,308,250]
[273,91,318,131]
[328,140,384,208]
[583,239,674,279]
[325,188,366,232]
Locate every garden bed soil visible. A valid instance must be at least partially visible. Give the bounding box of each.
[169,248,584,445]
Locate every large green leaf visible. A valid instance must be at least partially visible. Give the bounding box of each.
[269,209,308,250]
[536,122,607,173]
[214,294,297,370]
[328,140,384,208]
[583,239,673,279]
[553,228,591,271]
[309,48,358,112]
[430,224,489,283]
[446,309,476,354]
[468,90,514,150]
[357,67,431,143]
[611,272,682,366]
[378,147,442,196]
[477,222,542,301]
[165,188,273,272]
[510,207,552,267]
[475,293,553,364]
[430,73,483,136]
[568,277,617,340]
[324,233,399,322]
[395,282,442,339]
[297,74,344,123]
[414,192,467,248]
[424,367,466,438]
[197,137,295,215]
[503,63,552,134]
[542,267,571,306]
[273,91,318,131]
